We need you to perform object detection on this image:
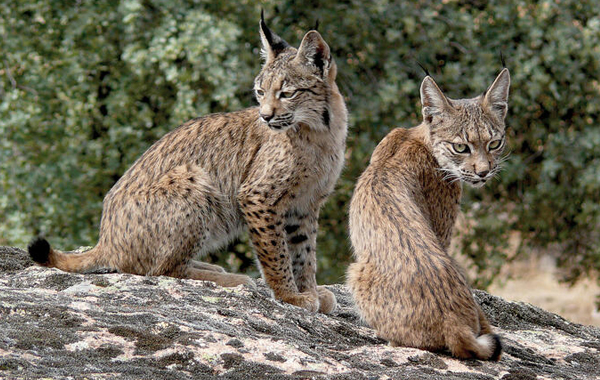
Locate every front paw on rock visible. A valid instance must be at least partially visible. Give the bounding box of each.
[282,292,319,313]
[317,286,337,314]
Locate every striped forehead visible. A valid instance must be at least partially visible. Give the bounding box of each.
[451,100,503,142]
[258,73,286,89]
[256,51,297,88]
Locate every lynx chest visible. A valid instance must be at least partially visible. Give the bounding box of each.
[291,129,345,204]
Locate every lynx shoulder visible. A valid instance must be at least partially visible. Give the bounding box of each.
[29,15,347,314]
[347,68,510,359]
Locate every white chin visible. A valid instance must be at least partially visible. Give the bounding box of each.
[466,179,487,188]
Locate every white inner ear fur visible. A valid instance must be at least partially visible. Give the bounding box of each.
[420,77,450,118]
[484,68,511,119]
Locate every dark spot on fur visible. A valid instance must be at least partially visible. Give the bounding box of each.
[285,225,300,234]
[322,109,330,127]
[272,190,288,207]
[290,235,308,244]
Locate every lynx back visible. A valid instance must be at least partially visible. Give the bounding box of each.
[347,68,510,360]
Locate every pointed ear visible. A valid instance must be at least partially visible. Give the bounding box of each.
[259,11,290,63]
[294,30,331,76]
[483,68,510,120]
[420,76,452,123]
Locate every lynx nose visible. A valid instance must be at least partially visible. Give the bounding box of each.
[260,113,274,122]
[476,170,490,178]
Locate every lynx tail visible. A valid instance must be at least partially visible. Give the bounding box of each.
[28,237,104,273]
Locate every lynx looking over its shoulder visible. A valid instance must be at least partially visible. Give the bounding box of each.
[347,68,510,359]
[29,15,347,314]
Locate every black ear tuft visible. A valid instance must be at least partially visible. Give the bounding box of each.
[416,60,431,78]
[314,19,320,31]
[500,51,506,68]
[260,10,273,47]
[259,10,290,58]
[28,236,51,265]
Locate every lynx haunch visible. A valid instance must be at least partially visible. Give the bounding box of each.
[347,68,510,360]
[29,15,347,314]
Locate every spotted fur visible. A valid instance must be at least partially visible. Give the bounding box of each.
[347,69,510,359]
[28,16,347,314]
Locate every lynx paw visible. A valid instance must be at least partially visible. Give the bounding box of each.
[187,268,256,289]
[226,274,256,289]
[282,292,319,312]
[317,286,337,314]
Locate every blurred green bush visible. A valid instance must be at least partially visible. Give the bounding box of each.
[1,0,599,289]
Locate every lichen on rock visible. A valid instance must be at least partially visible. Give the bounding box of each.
[1,246,599,379]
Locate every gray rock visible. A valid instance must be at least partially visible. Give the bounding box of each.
[1,246,599,379]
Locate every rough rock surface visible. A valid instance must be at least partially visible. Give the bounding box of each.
[1,246,599,380]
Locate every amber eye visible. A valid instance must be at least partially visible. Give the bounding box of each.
[279,91,295,99]
[452,143,470,154]
[255,89,265,97]
[488,139,502,151]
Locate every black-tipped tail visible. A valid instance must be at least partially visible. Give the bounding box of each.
[28,237,51,265]
[489,334,503,361]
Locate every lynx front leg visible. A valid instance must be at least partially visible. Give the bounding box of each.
[184,266,255,288]
[285,208,337,314]
[284,209,318,293]
[239,194,319,312]
[189,259,226,273]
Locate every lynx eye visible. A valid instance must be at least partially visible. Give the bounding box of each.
[488,139,502,151]
[452,143,470,154]
[255,89,265,97]
[278,90,296,99]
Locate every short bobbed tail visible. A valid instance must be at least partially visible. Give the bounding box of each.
[447,327,503,361]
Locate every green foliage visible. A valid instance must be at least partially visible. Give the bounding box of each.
[0,0,260,249]
[1,0,599,290]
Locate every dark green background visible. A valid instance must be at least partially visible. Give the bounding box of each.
[1,0,599,291]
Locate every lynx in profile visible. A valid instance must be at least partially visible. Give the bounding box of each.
[29,15,347,314]
[347,68,510,359]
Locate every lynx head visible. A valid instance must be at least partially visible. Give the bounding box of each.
[254,13,336,132]
[420,68,511,188]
